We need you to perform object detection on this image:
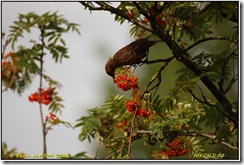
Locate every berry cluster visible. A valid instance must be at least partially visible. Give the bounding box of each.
[46,112,59,124]
[114,74,139,91]
[164,139,189,158]
[164,148,189,158]
[144,15,166,25]
[28,87,55,105]
[125,100,150,117]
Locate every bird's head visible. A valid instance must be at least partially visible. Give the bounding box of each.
[105,58,116,78]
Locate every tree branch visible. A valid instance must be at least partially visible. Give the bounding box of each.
[143,57,174,97]
[187,87,236,124]
[185,37,237,53]
[127,107,138,158]
[136,130,237,150]
[149,22,238,124]
[80,2,153,32]
[173,131,238,150]
[142,56,175,65]
[80,1,238,126]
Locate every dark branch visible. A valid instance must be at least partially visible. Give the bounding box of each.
[133,2,149,17]
[80,2,153,32]
[153,28,237,123]
[142,56,175,64]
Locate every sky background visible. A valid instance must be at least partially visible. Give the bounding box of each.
[2,1,133,158]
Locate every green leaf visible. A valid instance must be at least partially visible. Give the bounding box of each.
[60,38,66,46]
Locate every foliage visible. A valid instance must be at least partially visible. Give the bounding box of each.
[2,11,80,95]
[2,11,80,159]
[1,143,23,159]
[2,2,239,160]
[77,2,239,159]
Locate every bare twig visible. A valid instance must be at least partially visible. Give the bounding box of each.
[218,48,238,93]
[188,87,236,124]
[185,37,237,53]
[142,56,175,65]
[136,130,237,150]
[143,57,174,97]
[224,49,238,94]
[39,27,47,158]
[94,133,101,159]
[127,107,138,158]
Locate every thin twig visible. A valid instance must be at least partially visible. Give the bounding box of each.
[142,56,175,65]
[174,131,238,150]
[105,140,128,159]
[39,27,47,158]
[143,57,174,96]
[185,37,236,53]
[136,130,237,150]
[188,88,236,125]
[224,48,238,94]
[94,133,101,159]
[127,107,138,158]
[218,48,237,93]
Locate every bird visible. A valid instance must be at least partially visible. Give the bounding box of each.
[105,37,160,78]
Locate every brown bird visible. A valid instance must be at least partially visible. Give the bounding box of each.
[105,37,160,78]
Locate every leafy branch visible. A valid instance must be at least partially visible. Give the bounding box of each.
[3,11,80,159]
[77,2,238,159]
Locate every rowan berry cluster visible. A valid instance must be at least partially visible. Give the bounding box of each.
[46,112,59,124]
[125,100,150,117]
[28,87,55,105]
[164,139,189,158]
[114,74,139,91]
[164,148,189,158]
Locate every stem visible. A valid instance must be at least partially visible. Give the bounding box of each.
[94,133,101,159]
[39,27,47,158]
[127,107,138,158]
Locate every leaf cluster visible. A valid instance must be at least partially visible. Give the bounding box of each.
[75,95,133,158]
[1,142,23,159]
[2,11,80,95]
